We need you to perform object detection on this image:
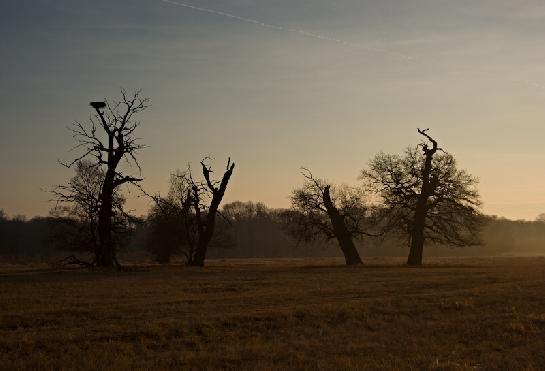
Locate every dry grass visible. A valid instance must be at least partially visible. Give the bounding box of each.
[1,257,545,370]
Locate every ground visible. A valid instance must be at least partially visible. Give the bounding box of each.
[1,257,545,370]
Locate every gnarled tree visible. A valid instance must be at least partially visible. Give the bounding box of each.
[287,168,378,265]
[62,89,149,267]
[149,158,235,266]
[189,158,235,266]
[361,129,482,266]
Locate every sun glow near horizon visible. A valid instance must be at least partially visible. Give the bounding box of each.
[1,0,545,220]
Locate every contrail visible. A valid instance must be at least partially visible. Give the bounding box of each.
[161,0,545,96]
[161,0,415,61]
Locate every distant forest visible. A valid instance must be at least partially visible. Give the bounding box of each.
[1,206,543,261]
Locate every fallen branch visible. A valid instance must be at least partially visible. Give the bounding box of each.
[55,255,94,269]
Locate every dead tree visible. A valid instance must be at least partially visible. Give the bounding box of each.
[148,158,235,266]
[288,169,378,265]
[189,158,235,266]
[361,129,482,266]
[62,89,149,267]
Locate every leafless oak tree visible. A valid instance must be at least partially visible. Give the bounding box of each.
[149,158,235,266]
[62,89,149,267]
[188,158,235,266]
[361,129,482,266]
[288,168,378,265]
[52,160,127,263]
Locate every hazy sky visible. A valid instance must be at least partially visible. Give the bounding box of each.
[1,0,545,220]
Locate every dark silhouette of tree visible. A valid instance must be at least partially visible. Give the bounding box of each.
[149,158,235,266]
[51,160,127,261]
[145,171,199,264]
[222,201,270,222]
[62,89,149,268]
[288,168,378,265]
[144,197,185,264]
[361,129,482,266]
[187,158,235,266]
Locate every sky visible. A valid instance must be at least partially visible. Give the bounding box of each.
[1,0,545,220]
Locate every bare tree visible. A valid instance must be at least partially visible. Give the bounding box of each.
[288,168,378,265]
[62,89,149,267]
[188,158,235,266]
[149,158,235,266]
[146,171,199,264]
[52,160,126,262]
[361,129,482,266]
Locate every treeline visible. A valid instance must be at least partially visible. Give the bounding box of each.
[6,89,542,267]
[1,207,543,260]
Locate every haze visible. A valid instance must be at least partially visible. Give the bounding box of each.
[2,0,545,219]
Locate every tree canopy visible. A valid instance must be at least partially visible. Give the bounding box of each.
[361,134,482,264]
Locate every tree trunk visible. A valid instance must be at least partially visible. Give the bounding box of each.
[336,230,363,265]
[155,250,171,265]
[190,210,217,266]
[189,234,212,267]
[186,253,194,266]
[407,136,436,266]
[407,204,426,266]
[96,173,116,268]
[89,214,98,262]
[323,186,363,265]
[188,160,235,267]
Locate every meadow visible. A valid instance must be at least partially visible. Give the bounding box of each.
[1,257,545,370]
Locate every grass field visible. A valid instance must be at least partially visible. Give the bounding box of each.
[1,257,545,370]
